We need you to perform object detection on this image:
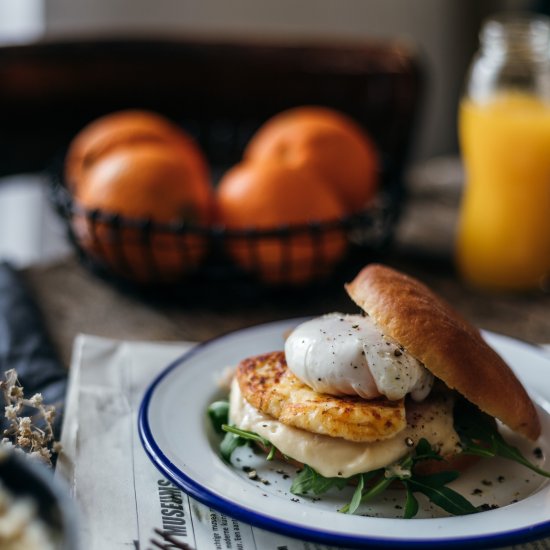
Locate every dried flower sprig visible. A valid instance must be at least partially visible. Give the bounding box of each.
[0,369,61,467]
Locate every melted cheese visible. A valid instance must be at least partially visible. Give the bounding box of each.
[284,313,433,401]
[229,378,461,478]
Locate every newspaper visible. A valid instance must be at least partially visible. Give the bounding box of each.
[55,334,550,550]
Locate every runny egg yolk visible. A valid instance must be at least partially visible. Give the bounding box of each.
[284,313,433,401]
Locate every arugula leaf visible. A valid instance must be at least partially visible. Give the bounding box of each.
[413,438,444,462]
[222,424,271,446]
[465,436,550,478]
[457,401,550,478]
[291,465,348,495]
[289,466,317,495]
[207,400,230,434]
[347,474,365,515]
[403,442,477,516]
[266,445,276,461]
[414,470,460,486]
[220,431,247,462]
[220,424,278,462]
[339,471,392,514]
[207,403,243,461]
[340,440,468,516]
[407,475,478,516]
[403,483,419,519]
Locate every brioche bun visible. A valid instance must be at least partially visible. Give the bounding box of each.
[345,264,540,441]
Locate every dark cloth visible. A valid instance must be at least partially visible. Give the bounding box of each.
[0,262,66,438]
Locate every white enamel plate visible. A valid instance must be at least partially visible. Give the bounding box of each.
[138,318,550,548]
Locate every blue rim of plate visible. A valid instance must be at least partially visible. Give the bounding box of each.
[138,319,550,549]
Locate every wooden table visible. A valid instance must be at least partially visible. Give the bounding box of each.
[20,159,550,369]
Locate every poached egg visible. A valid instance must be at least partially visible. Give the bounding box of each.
[284,313,433,401]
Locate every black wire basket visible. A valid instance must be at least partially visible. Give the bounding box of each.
[49,167,401,299]
[23,36,423,301]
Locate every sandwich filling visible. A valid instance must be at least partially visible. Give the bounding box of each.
[235,351,407,442]
[230,314,459,476]
[230,378,460,477]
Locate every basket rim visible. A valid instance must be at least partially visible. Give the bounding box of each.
[50,174,396,238]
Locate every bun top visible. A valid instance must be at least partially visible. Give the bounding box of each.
[345,264,540,440]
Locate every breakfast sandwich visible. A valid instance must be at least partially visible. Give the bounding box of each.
[214,264,545,516]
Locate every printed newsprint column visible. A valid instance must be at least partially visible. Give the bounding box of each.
[56,335,550,550]
[126,339,336,550]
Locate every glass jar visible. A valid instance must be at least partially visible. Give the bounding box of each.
[456,13,550,291]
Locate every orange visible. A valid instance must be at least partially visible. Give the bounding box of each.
[65,109,208,192]
[71,138,214,283]
[217,160,348,285]
[245,106,380,213]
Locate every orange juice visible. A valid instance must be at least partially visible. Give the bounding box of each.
[456,92,550,290]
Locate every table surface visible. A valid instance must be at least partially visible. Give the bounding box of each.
[20,158,550,368]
